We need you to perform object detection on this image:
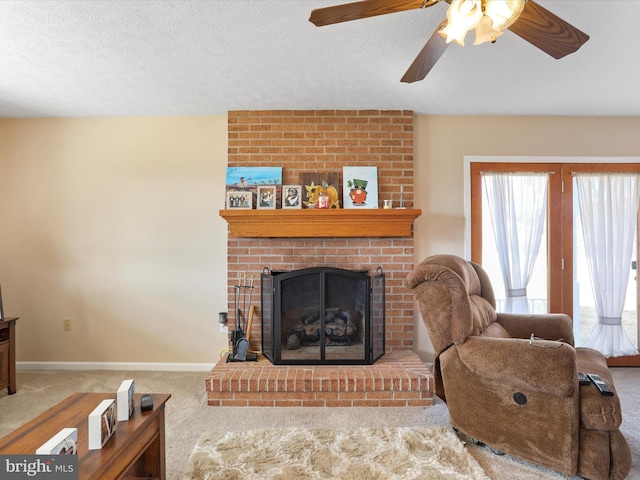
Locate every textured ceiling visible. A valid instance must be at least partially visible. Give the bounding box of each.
[0,0,638,118]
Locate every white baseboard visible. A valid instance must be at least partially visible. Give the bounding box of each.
[17,361,215,372]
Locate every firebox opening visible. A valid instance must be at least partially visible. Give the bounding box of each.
[261,267,385,365]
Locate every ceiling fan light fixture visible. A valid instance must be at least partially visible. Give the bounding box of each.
[484,0,526,31]
[473,14,502,45]
[442,0,525,46]
[439,0,482,46]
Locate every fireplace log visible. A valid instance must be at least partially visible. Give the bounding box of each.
[290,307,358,347]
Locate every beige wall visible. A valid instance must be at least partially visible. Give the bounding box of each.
[412,115,640,361]
[2,115,640,365]
[0,116,229,366]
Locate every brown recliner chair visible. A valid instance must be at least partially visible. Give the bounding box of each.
[406,254,631,480]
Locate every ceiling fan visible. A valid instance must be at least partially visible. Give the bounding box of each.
[309,0,589,83]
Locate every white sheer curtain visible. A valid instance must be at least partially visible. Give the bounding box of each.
[483,173,548,313]
[575,173,640,358]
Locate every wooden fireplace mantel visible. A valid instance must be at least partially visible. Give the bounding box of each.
[219,208,422,238]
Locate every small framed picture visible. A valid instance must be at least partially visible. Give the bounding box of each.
[226,191,253,209]
[282,185,302,209]
[257,186,277,209]
[343,166,378,209]
[0,284,4,320]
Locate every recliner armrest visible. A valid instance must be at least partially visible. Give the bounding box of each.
[456,336,577,397]
[497,312,575,346]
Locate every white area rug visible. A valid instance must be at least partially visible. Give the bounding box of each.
[185,426,489,480]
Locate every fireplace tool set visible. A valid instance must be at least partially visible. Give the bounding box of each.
[227,272,258,362]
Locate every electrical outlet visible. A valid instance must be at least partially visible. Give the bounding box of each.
[63,319,72,332]
[219,323,228,334]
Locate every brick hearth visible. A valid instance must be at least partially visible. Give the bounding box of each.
[207,109,434,407]
[206,350,433,407]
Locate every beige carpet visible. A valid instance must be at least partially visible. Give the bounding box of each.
[0,368,638,480]
[186,427,489,480]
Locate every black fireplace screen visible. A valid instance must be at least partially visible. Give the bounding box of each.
[261,267,385,365]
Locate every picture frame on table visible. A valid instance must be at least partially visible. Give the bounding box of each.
[257,186,277,209]
[281,185,302,209]
[226,191,253,210]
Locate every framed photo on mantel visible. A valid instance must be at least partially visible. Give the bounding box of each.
[226,191,253,209]
[225,166,283,209]
[282,185,302,209]
[343,166,378,209]
[299,171,341,208]
[257,186,277,209]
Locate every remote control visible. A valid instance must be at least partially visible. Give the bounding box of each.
[586,374,614,396]
[578,372,590,386]
[140,394,154,411]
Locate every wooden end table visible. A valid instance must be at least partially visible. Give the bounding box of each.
[0,317,18,395]
[0,392,171,480]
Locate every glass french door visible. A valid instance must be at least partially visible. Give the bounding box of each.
[573,191,638,350]
[470,162,640,366]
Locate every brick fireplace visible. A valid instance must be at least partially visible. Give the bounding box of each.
[205,110,434,406]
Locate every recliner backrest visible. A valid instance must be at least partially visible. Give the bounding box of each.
[406,254,498,356]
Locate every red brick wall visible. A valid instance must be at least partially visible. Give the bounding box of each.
[226,110,415,352]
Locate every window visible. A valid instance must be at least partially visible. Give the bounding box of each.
[469,160,640,365]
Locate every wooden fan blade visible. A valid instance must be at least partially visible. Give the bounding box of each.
[508,0,589,59]
[310,0,440,27]
[401,21,449,83]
